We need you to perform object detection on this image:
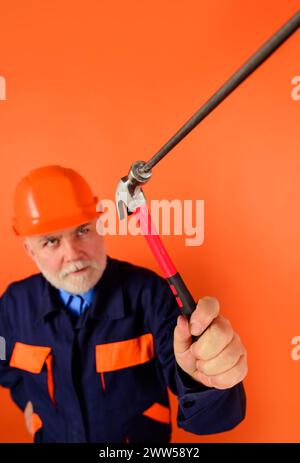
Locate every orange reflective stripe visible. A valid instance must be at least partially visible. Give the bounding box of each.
[31,413,43,434]
[96,333,155,373]
[143,402,170,424]
[9,342,51,373]
[45,354,56,405]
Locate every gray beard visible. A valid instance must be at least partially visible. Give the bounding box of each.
[38,255,107,294]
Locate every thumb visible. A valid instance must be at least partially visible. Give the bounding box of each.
[173,315,192,355]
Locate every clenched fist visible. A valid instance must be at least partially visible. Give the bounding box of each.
[174,296,247,389]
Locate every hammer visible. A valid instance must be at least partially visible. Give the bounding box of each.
[115,10,300,320]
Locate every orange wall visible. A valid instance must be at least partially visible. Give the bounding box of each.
[0,0,300,443]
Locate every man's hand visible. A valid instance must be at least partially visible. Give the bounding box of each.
[174,296,247,389]
[24,401,42,436]
[24,401,34,435]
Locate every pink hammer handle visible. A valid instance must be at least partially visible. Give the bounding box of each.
[134,205,176,278]
[134,204,196,318]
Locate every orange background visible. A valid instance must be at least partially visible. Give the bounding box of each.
[0,0,300,443]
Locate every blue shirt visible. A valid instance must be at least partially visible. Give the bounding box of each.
[58,288,95,317]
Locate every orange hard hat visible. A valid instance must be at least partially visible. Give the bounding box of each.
[12,165,99,236]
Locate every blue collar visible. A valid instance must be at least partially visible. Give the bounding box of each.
[36,256,126,324]
[58,287,96,308]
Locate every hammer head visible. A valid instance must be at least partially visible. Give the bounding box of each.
[115,160,152,219]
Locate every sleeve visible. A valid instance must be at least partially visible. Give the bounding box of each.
[143,273,246,435]
[0,289,29,411]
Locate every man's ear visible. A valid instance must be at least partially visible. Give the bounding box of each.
[23,238,35,261]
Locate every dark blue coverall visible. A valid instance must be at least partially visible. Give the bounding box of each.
[0,256,246,442]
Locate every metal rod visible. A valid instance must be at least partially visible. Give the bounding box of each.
[141,10,300,173]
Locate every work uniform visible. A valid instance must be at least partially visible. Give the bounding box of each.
[0,256,246,442]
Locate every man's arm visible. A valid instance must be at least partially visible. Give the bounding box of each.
[143,274,247,435]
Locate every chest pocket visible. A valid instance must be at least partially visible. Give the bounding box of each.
[96,333,155,373]
[9,342,56,405]
[95,333,159,410]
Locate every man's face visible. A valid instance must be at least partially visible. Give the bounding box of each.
[24,219,106,294]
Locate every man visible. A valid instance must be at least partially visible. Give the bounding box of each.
[0,165,247,443]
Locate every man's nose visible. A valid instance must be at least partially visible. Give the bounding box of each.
[61,238,83,262]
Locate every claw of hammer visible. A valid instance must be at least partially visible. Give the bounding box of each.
[115,160,152,219]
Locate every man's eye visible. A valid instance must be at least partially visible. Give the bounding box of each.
[44,239,58,248]
[78,228,89,236]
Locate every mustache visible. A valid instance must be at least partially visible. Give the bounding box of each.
[59,260,99,278]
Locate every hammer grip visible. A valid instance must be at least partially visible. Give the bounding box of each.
[167,273,200,342]
[167,272,196,318]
